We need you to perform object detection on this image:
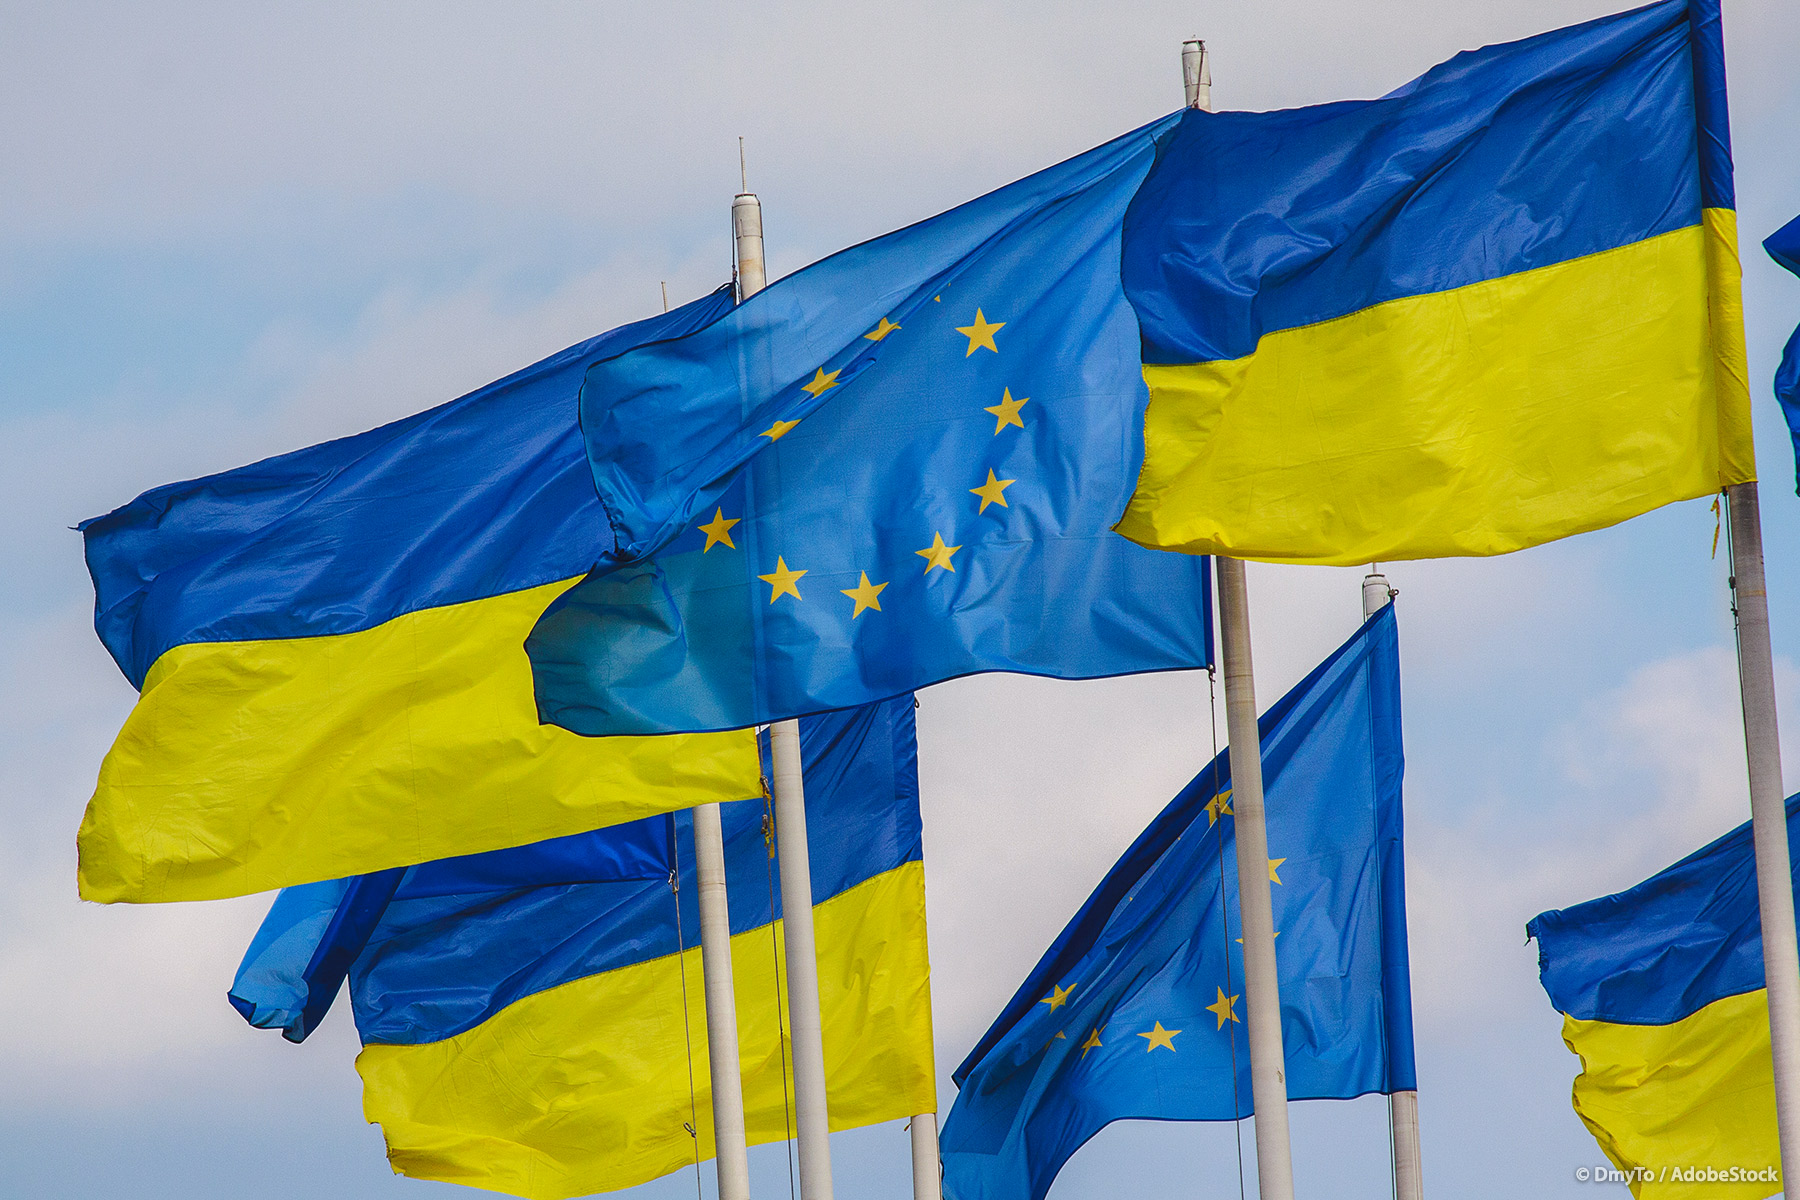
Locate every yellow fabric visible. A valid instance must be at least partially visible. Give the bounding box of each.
[79,578,762,903]
[1563,990,1779,1200]
[1705,209,1755,485]
[1116,218,1757,566]
[357,861,937,1200]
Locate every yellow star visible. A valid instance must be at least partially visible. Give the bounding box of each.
[1039,983,1075,1012]
[761,418,801,441]
[800,367,841,398]
[840,571,888,618]
[915,531,962,574]
[1235,931,1281,945]
[970,469,1016,514]
[697,508,740,553]
[1139,1022,1181,1053]
[1079,1027,1105,1058]
[1205,790,1233,826]
[1268,857,1287,884]
[864,317,901,342]
[955,309,1005,356]
[984,387,1029,433]
[757,557,806,603]
[1206,987,1241,1030]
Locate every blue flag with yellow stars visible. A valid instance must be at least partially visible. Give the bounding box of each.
[1767,213,1800,493]
[939,603,1413,1200]
[525,115,1213,735]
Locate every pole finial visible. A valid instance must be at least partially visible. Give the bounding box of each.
[1181,38,1212,112]
[739,137,748,194]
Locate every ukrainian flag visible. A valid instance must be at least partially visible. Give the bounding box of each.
[1528,796,1796,1199]
[79,287,762,904]
[233,696,934,1200]
[1116,0,1752,565]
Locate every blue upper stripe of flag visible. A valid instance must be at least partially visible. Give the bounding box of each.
[81,286,735,688]
[1124,0,1719,365]
[1529,794,1800,1027]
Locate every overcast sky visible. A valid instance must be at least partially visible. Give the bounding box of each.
[4,2,1800,1198]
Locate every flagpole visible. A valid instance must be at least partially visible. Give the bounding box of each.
[1187,40,1295,1200]
[1725,481,1800,1175]
[734,179,838,1200]
[910,1113,942,1200]
[1362,568,1424,1200]
[694,801,754,1200]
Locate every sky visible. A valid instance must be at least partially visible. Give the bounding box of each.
[3,1,1800,1198]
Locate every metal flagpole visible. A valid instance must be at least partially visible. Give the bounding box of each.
[1216,558,1297,1200]
[694,799,753,1200]
[733,170,837,1200]
[1725,482,1800,1176]
[770,719,835,1200]
[1362,568,1423,1200]
[1186,39,1295,1200]
[910,1113,942,1200]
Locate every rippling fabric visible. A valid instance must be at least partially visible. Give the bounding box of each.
[229,818,676,1043]
[1766,213,1800,493]
[942,606,1411,1200]
[1114,0,1752,565]
[78,286,764,903]
[1528,795,1800,1199]
[233,696,934,1199]
[528,118,1212,736]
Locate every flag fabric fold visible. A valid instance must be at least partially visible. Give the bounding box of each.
[1110,0,1749,564]
[1528,798,1795,1200]
[233,695,934,1200]
[527,119,1213,737]
[940,604,1412,1200]
[1766,213,1800,493]
[79,286,763,904]
[230,817,676,1044]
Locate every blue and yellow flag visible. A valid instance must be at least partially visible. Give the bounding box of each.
[940,605,1412,1200]
[79,288,763,904]
[1766,213,1800,492]
[525,118,1213,736]
[233,695,934,1200]
[1528,799,1796,1199]
[1116,0,1751,564]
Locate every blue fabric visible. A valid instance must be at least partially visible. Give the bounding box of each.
[230,696,921,1046]
[1766,213,1800,494]
[229,818,676,1042]
[527,117,1213,735]
[83,286,734,687]
[1529,793,1800,1026]
[1124,0,1722,365]
[941,606,1412,1200]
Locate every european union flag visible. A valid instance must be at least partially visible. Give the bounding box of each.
[1767,213,1800,493]
[940,605,1413,1200]
[526,118,1212,735]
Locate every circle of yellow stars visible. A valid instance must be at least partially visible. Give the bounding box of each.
[1023,794,1292,1066]
[695,302,1038,616]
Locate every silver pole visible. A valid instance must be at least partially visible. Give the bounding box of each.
[910,1113,942,1200]
[1181,38,1211,112]
[693,802,753,1200]
[1726,481,1800,1176]
[733,192,766,300]
[1217,558,1297,1200]
[1191,45,1293,1200]
[771,719,835,1200]
[1367,565,1423,1200]
[735,175,835,1200]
